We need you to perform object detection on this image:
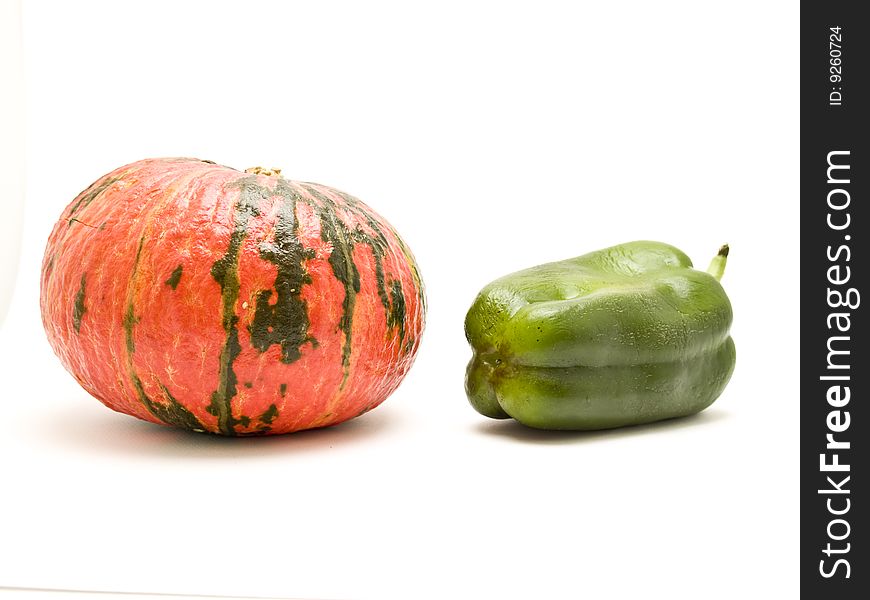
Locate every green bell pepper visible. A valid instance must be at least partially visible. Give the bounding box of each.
[464,241,735,430]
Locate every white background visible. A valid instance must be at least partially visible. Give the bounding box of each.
[1,1,799,598]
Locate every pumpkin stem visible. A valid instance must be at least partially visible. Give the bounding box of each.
[245,166,283,177]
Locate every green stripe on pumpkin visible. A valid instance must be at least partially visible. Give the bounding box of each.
[73,273,87,333]
[67,177,118,226]
[207,176,266,435]
[300,183,393,387]
[308,186,415,353]
[313,196,359,385]
[123,235,205,431]
[155,382,209,432]
[335,189,426,315]
[387,279,406,347]
[248,179,316,363]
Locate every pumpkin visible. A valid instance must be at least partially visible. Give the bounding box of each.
[41,158,425,435]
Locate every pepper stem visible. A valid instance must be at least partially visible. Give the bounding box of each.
[245,166,282,177]
[706,244,729,281]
